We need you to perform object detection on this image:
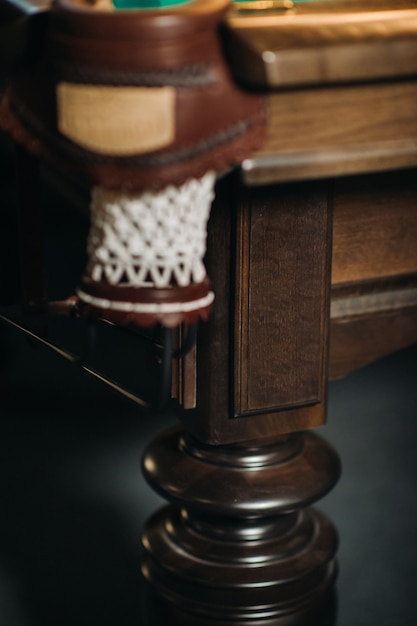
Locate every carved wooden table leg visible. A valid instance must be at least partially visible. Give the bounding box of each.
[142,428,340,625]
[141,175,341,623]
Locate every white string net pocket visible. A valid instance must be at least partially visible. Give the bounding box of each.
[77,171,216,327]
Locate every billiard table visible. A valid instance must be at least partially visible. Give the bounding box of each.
[1,1,416,623]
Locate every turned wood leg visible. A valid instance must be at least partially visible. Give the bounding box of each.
[141,427,340,624]
[141,176,339,623]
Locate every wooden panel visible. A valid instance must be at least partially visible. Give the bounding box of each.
[332,170,417,285]
[180,176,333,445]
[234,183,331,415]
[331,282,417,320]
[241,81,417,185]
[172,326,197,410]
[329,170,417,377]
[330,306,417,380]
[181,175,234,443]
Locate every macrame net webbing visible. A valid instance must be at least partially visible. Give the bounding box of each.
[86,172,216,290]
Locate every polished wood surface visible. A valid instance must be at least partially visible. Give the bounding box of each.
[141,426,340,624]
[241,82,417,185]
[225,2,417,87]
[332,171,417,285]
[329,169,417,377]
[179,176,333,444]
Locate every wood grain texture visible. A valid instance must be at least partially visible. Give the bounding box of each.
[172,326,197,410]
[234,182,331,415]
[330,305,417,379]
[225,4,417,87]
[180,175,333,445]
[332,170,417,285]
[329,169,417,377]
[241,81,417,185]
[331,282,417,320]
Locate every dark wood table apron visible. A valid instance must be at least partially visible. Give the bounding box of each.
[1,1,417,624]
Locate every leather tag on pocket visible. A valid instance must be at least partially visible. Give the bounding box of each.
[56,83,176,156]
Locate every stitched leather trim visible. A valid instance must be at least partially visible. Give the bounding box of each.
[57,62,216,88]
[14,100,255,167]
